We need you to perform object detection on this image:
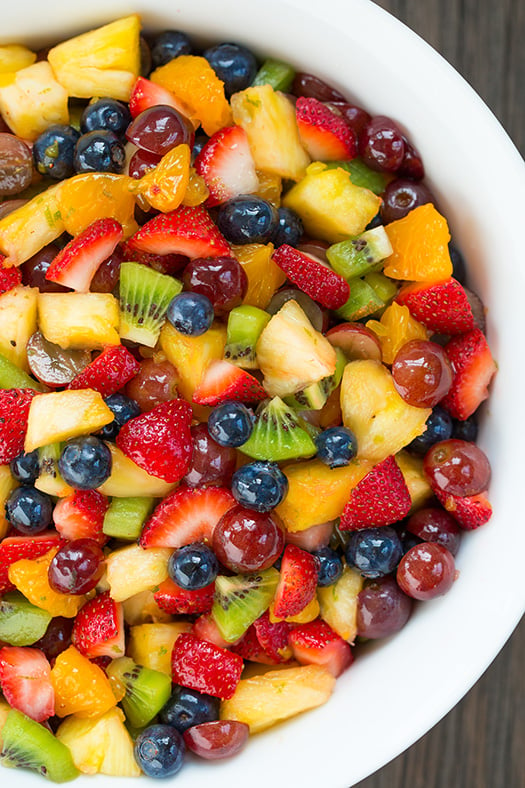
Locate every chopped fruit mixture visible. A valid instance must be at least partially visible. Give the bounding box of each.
[0,15,496,784]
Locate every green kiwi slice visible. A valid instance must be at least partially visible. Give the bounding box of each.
[224,305,271,369]
[35,443,69,497]
[0,592,52,646]
[335,278,385,321]
[252,58,296,92]
[240,396,317,461]
[0,352,44,391]
[102,496,155,540]
[212,568,280,642]
[118,262,182,347]
[106,657,172,729]
[326,226,393,280]
[284,348,346,411]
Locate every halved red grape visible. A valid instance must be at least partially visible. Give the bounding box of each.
[406,507,461,556]
[396,542,456,600]
[326,102,371,137]
[125,358,180,412]
[48,538,105,595]
[89,246,124,293]
[357,576,413,639]
[326,322,382,361]
[267,287,324,332]
[423,438,491,497]
[126,105,194,155]
[33,617,74,660]
[27,331,91,387]
[292,73,347,102]
[380,179,436,224]
[0,133,33,195]
[182,256,247,314]
[21,244,70,293]
[392,340,453,408]
[212,505,285,573]
[359,115,406,172]
[128,148,162,179]
[183,720,249,760]
[398,137,425,180]
[183,423,237,488]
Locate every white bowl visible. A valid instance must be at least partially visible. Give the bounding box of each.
[3,1,525,786]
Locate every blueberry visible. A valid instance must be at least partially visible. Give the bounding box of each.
[408,406,453,455]
[271,207,304,248]
[315,426,358,468]
[191,133,209,163]
[10,450,40,484]
[32,124,80,180]
[150,30,193,68]
[99,394,141,441]
[80,98,132,137]
[452,415,478,442]
[449,243,466,284]
[208,401,254,447]
[159,686,219,733]
[168,543,219,590]
[217,196,279,245]
[166,292,214,336]
[6,486,53,535]
[134,724,185,778]
[345,527,403,579]
[203,42,257,97]
[313,546,343,586]
[74,130,126,174]
[365,213,383,230]
[58,436,112,490]
[231,461,288,512]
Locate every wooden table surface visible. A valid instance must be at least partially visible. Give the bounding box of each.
[355,3,525,787]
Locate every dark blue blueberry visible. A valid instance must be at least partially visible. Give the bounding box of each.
[166,292,214,336]
[217,196,279,245]
[203,42,257,97]
[231,461,288,512]
[150,30,193,68]
[315,426,358,468]
[345,527,403,579]
[365,212,383,231]
[449,243,466,284]
[5,486,53,535]
[408,406,453,455]
[32,124,80,180]
[452,415,478,443]
[134,724,185,778]
[168,543,219,590]
[159,686,219,733]
[10,450,40,484]
[74,130,125,174]
[271,207,304,248]
[208,401,254,447]
[191,133,209,163]
[58,436,112,490]
[99,394,141,441]
[313,546,343,586]
[80,98,132,137]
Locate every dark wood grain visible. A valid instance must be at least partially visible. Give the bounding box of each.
[353,7,525,786]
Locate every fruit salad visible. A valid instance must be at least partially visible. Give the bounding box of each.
[0,14,496,782]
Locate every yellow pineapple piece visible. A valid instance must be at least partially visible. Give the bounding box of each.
[366,302,429,364]
[0,45,36,73]
[0,465,17,539]
[395,450,433,512]
[57,707,140,777]
[317,566,363,642]
[269,595,320,625]
[48,15,141,101]
[232,243,286,309]
[122,590,173,626]
[8,548,87,617]
[97,444,176,498]
[57,172,138,238]
[25,390,113,452]
[0,286,37,371]
[0,61,68,140]
[256,300,336,397]
[106,544,171,602]
[38,292,120,350]
[341,360,430,463]
[0,183,65,266]
[220,665,335,733]
[231,85,310,181]
[283,162,381,243]
[160,321,226,402]
[128,622,192,675]
[129,144,190,213]
[52,646,117,718]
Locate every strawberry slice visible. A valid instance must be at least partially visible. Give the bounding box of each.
[0,256,22,294]
[192,360,266,406]
[172,633,243,699]
[272,545,319,620]
[116,398,193,483]
[126,205,231,259]
[295,96,358,161]
[0,532,64,593]
[0,388,39,464]
[288,619,353,677]
[340,455,412,531]
[71,591,125,659]
[120,241,188,275]
[230,624,279,664]
[434,487,492,530]
[272,244,350,309]
[395,278,477,335]
[129,76,194,123]
[52,489,109,545]
[194,126,259,207]
[140,485,235,548]
[67,345,140,397]
[0,646,54,722]
[154,576,215,615]
[253,611,291,663]
[440,328,497,420]
[45,218,123,292]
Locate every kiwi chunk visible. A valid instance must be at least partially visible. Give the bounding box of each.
[0,352,43,391]
[335,278,385,321]
[106,656,172,729]
[325,158,390,195]
[224,305,271,369]
[0,708,79,782]
[103,496,155,540]
[327,226,393,280]
[252,58,296,92]
[212,568,280,642]
[240,396,316,461]
[119,262,182,347]
[0,592,52,646]
[364,271,398,304]
[284,348,346,410]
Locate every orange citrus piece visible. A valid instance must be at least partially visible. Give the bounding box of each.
[255,170,282,208]
[57,173,138,238]
[383,203,453,282]
[129,143,190,212]
[232,243,286,309]
[51,645,118,718]
[366,302,429,364]
[8,548,87,618]
[182,167,210,206]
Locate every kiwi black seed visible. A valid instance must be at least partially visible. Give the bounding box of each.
[118,261,182,347]
[211,568,280,642]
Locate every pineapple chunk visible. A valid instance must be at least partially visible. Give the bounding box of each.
[256,299,336,398]
[97,444,176,498]
[24,390,114,452]
[106,544,171,602]
[122,590,173,626]
[0,286,38,371]
[231,84,310,181]
[341,360,430,463]
[395,450,433,512]
[48,15,141,101]
[38,292,120,349]
[0,183,65,266]
[160,320,226,402]
[0,465,18,539]
[317,566,363,642]
[220,665,335,732]
[0,45,36,73]
[128,622,192,675]
[0,61,68,140]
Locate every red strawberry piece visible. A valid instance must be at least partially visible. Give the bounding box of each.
[52,489,109,545]
[194,126,259,207]
[192,614,233,649]
[192,360,266,406]
[67,345,140,397]
[440,328,497,420]
[272,545,319,620]
[154,577,215,615]
[116,398,193,482]
[229,625,278,664]
[129,76,191,120]
[72,591,125,659]
[253,611,291,663]
[140,485,235,548]
[0,388,38,464]
[395,278,477,335]
[45,218,123,292]
[0,532,64,593]
[0,646,54,722]
[126,205,231,259]
[434,487,492,530]
[120,241,188,275]
[0,256,22,294]
[295,96,358,161]
[288,619,353,677]
[171,633,243,699]
[339,455,412,531]
[272,244,350,309]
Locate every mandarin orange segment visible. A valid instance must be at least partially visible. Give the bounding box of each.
[366,302,429,364]
[182,166,210,206]
[57,173,138,237]
[232,243,286,309]
[129,143,190,212]
[254,170,282,208]
[51,645,118,718]
[8,548,87,618]
[383,203,453,282]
